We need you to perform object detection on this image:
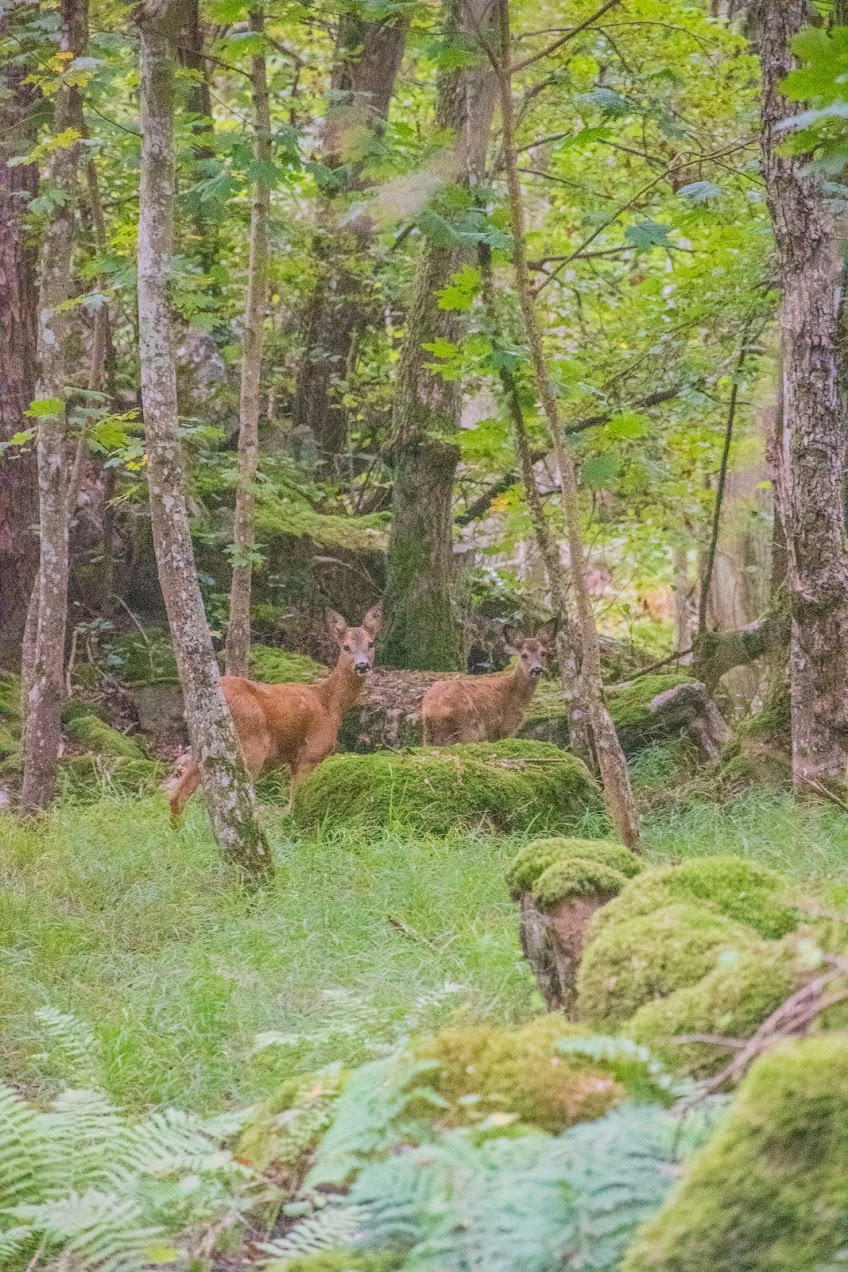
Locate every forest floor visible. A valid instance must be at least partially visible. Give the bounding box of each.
[2,760,848,1114]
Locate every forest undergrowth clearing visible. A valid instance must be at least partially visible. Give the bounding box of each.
[1,769,848,1116]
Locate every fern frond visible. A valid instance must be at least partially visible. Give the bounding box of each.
[34,1006,106,1089]
[0,1223,35,1263]
[0,1082,42,1207]
[259,1203,367,1267]
[11,1190,171,1272]
[33,1087,129,1195]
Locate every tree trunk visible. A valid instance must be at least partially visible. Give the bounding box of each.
[20,0,88,813]
[178,0,217,277]
[225,9,271,678]
[291,11,408,459]
[382,0,497,671]
[0,25,39,668]
[380,435,463,670]
[136,0,272,882]
[494,0,641,852]
[757,0,848,795]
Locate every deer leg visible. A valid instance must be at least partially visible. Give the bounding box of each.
[169,758,201,826]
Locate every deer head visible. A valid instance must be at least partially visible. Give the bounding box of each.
[325,604,383,676]
[503,621,556,679]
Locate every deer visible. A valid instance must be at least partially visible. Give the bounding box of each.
[168,604,382,823]
[421,623,555,746]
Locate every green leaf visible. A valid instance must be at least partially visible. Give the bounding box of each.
[606,412,647,440]
[438,264,481,311]
[422,339,458,360]
[582,454,621,488]
[576,88,630,117]
[678,181,722,203]
[25,397,65,417]
[625,221,673,250]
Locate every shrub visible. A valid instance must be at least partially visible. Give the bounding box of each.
[622,1037,848,1272]
[292,741,600,836]
[505,837,642,898]
[588,856,800,942]
[576,904,757,1026]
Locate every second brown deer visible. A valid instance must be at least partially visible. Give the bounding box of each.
[421,624,555,745]
[168,605,382,822]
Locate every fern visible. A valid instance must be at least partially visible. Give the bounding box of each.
[260,1203,368,1266]
[33,1006,106,1089]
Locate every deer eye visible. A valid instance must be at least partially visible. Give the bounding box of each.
[521,653,529,660]
[368,641,374,649]
[343,644,351,653]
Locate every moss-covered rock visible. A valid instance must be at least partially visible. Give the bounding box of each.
[576,904,757,1026]
[64,713,148,760]
[58,754,164,800]
[269,1254,400,1272]
[249,644,325,685]
[531,858,628,910]
[589,857,800,943]
[622,1036,848,1272]
[505,837,643,899]
[415,1015,669,1134]
[292,740,601,836]
[624,936,810,1077]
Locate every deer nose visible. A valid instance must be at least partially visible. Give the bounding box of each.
[354,657,370,674]
[530,665,545,677]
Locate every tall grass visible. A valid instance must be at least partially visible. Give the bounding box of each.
[1,780,846,1113]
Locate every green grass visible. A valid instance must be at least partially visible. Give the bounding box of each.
[1,779,847,1115]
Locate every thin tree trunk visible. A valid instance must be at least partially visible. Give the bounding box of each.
[178,0,217,277]
[0,23,39,668]
[757,0,848,795]
[136,0,272,882]
[382,0,496,671]
[477,240,592,763]
[225,9,271,678]
[20,0,88,813]
[493,0,640,851]
[291,11,408,459]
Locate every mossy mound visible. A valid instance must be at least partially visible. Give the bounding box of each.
[532,858,628,910]
[292,741,600,836]
[415,1014,669,1134]
[576,904,757,1026]
[588,857,800,943]
[624,937,809,1077]
[58,754,164,801]
[607,674,693,728]
[522,673,703,752]
[270,1255,400,1272]
[248,644,325,685]
[505,836,643,899]
[622,1036,848,1272]
[64,713,147,760]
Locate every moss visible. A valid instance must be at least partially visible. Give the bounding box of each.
[622,1037,848,1272]
[292,741,601,836]
[238,1067,345,1173]
[521,673,696,751]
[415,1014,669,1134]
[625,936,811,1077]
[0,671,22,721]
[588,857,800,943]
[532,858,628,910]
[270,1255,401,1272]
[58,754,164,800]
[606,673,693,729]
[61,698,109,725]
[505,836,642,897]
[248,644,325,685]
[576,904,757,1026]
[64,713,147,760]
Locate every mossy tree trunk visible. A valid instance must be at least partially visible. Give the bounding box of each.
[225,9,271,678]
[758,0,848,796]
[0,18,40,668]
[20,0,88,813]
[493,0,641,852]
[291,9,408,461]
[382,0,496,671]
[136,0,272,883]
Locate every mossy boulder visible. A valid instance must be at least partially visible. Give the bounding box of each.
[292,740,600,836]
[589,856,800,943]
[415,1014,669,1134]
[248,645,325,685]
[506,836,643,901]
[576,904,758,1026]
[624,936,811,1077]
[622,1037,848,1272]
[64,712,148,760]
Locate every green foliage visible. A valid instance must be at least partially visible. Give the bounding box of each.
[780,26,848,174]
[58,755,165,802]
[576,904,758,1026]
[292,741,601,836]
[505,837,643,898]
[606,674,694,729]
[249,645,326,684]
[64,714,147,760]
[622,1037,848,1272]
[588,856,801,942]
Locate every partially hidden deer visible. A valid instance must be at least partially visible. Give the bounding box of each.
[168,605,382,822]
[421,624,555,746]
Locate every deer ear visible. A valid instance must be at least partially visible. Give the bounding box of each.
[539,617,558,646]
[362,602,383,637]
[503,625,521,653]
[325,609,349,643]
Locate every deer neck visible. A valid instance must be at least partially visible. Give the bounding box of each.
[506,665,540,707]
[315,659,366,718]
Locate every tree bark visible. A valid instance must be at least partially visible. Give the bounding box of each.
[494,0,641,852]
[20,0,88,813]
[291,11,408,459]
[136,0,272,882]
[0,22,40,667]
[225,9,271,678]
[757,0,848,794]
[382,0,497,671]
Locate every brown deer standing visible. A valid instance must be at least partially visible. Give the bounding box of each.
[168,605,382,822]
[421,624,555,745]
